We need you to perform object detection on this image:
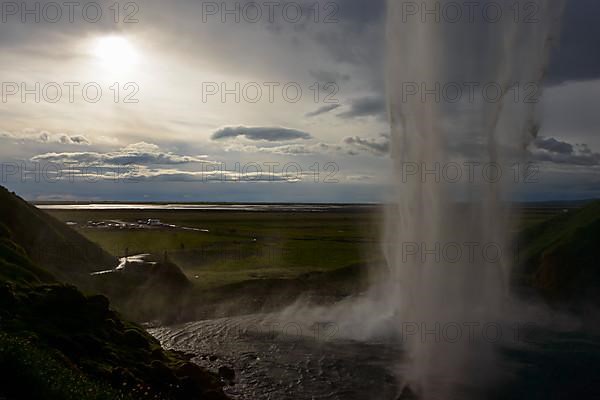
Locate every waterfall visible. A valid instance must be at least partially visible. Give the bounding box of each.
[384,1,564,397]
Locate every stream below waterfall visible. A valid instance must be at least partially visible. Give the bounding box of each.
[150,313,600,400]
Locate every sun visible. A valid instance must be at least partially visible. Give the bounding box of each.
[93,36,139,72]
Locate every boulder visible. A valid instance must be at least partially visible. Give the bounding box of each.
[218,365,235,382]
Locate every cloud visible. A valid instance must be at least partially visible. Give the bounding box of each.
[223,134,391,157]
[534,137,574,155]
[343,134,390,156]
[531,137,600,166]
[221,141,343,156]
[305,104,341,117]
[546,0,600,84]
[337,96,386,119]
[130,168,301,183]
[211,126,313,141]
[0,129,90,145]
[31,142,210,166]
[15,164,302,184]
[309,70,350,84]
[59,134,90,145]
[346,174,375,182]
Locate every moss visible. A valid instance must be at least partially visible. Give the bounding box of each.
[0,278,227,399]
[0,185,228,399]
[514,201,600,304]
[0,332,134,400]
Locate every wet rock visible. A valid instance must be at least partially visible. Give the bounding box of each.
[203,389,228,400]
[123,329,149,348]
[0,284,16,312]
[218,365,235,382]
[397,385,419,400]
[110,367,137,388]
[176,361,219,391]
[171,349,194,360]
[176,362,202,377]
[151,348,167,361]
[150,359,175,382]
[87,294,110,315]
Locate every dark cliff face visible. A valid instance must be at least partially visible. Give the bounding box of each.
[515,201,600,307]
[0,186,227,400]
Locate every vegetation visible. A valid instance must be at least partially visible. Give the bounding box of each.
[2,180,597,399]
[0,332,134,400]
[0,187,116,284]
[0,186,227,400]
[41,208,381,321]
[46,209,382,289]
[44,201,600,316]
[515,200,600,305]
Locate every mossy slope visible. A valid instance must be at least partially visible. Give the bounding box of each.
[515,201,600,304]
[0,187,227,399]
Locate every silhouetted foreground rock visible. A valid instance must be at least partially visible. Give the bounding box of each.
[0,281,228,399]
[0,186,228,399]
[397,385,420,400]
[218,365,236,382]
[0,185,193,322]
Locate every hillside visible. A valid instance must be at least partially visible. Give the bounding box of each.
[0,186,192,321]
[0,188,228,399]
[0,186,116,282]
[515,200,600,305]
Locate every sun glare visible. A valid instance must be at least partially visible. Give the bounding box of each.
[93,36,139,72]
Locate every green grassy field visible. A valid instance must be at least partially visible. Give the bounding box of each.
[46,209,383,289]
[44,205,572,291]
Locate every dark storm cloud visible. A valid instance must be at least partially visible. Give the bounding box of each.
[330,0,600,86]
[0,0,595,87]
[315,0,598,86]
[534,137,573,155]
[305,104,341,117]
[337,96,386,119]
[310,0,600,87]
[309,70,350,84]
[337,0,385,24]
[308,0,386,94]
[531,137,600,166]
[442,134,600,168]
[211,126,312,141]
[546,0,600,84]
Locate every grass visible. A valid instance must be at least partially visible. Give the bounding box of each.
[514,201,600,302]
[0,186,116,284]
[41,204,576,320]
[45,206,571,291]
[0,333,133,400]
[0,186,228,400]
[2,187,596,399]
[46,210,382,289]
[0,279,227,399]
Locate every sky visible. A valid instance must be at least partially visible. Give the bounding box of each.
[0,0,598,203]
